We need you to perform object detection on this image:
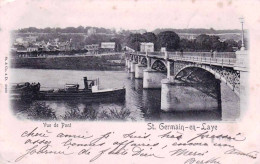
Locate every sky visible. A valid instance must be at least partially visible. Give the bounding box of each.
[0,0,248,32]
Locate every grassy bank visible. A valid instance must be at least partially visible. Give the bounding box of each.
[11,54,126,71]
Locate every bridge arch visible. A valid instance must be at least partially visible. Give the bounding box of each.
[140,57,147,66]
[134,55,138,62]
[174,65,240,97]
[151,59,167,72]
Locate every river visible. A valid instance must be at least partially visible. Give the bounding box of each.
[10,68,221,121]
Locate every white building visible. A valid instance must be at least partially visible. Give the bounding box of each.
[140,42,154,52]
[26,35,38,42]
[27,45,38,52]
[101,42,115,50]
[15,38,23,44]
[161,47,166,52]
[87,28,96,36]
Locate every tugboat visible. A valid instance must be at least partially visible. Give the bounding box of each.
[10,77,125,102]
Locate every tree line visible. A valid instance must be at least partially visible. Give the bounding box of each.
[13,27,246,52]
[125,31,245,52]
[152,28,242,35]
[15,26,116,34]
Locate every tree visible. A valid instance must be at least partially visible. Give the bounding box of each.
[110,37,122,52]
[76,26,85,33]
[125,33,146,51]
[142,32,158,50]
[210,36,222,51]
[42,27,52,33]
[179,38,195,51]
[63,27,77,33]
[84,34,110,45]
[224,39,238,52]
[157,31,180,51]
[143,32,157,42]
[195,34,212,51]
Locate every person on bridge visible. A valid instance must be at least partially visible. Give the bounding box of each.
[210,49,214,58]
[180,49,184,58]
[213,50,217,58]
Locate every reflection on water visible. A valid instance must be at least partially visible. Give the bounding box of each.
[10,68,221,121]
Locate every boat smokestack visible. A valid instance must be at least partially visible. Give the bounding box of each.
[83,77,88,89]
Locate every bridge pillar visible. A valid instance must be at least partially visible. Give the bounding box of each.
[161,79,220,112]
[164,51,172,79]
[130,61,137,73]
[125,58,129,67]
[160,51,176,111]
[146,52,151,68]
[233,49,249,120]
[135,64,146,79]
[127,60,131,69]
[161,79,173,111]
[143,68,166,89]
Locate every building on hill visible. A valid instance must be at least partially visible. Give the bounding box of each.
[27,45,39,52]
[15,38,24,44]
[101,42,115,52]
[178,33,197,40]
[85,44,99,54]
[59,41,71,51]
[25,35,38,43]
[87,28,97,36]
[15,45,27,53]
[140,42,154,52]
[130,29,147,34]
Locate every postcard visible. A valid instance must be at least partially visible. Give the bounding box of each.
[0,0,259,163]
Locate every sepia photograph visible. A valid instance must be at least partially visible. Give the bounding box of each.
[1,1,259,164]
[8,1,248,122]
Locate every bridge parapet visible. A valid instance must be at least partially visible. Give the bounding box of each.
[234,50,248,71]
[132,51,236,58]
[128,51,237,67]
[168,51,236,58]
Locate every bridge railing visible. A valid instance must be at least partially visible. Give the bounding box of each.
[138,51,164,56]
[171,56,236,65]
[168,51,236,58]
[136,51,236,59]
[129,51,237,65]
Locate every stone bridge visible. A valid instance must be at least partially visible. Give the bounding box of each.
[125,50,248,120]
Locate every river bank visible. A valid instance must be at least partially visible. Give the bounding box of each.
[10,54,125,71]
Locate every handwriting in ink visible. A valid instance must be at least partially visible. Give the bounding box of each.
[158,131,183,140]
[169,148,208,156]
[224,148,258,159]
[132,146,164,158]
[184,157,221,164]
[187,131,246,143]
[57,132,93,139]
[15,144,73,162]
[123,131,151,139]
[21,127,51,138]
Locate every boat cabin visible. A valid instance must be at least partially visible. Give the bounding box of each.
[64,84,79,91]
[64,77,99,91]
[83,77,99,90]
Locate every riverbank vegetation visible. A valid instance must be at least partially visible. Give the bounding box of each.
[11,54,125,71]
[13,101,134,121]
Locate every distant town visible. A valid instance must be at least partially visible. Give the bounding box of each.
[10,26,247,58]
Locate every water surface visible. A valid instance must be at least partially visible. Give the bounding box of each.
[10,68,221,121]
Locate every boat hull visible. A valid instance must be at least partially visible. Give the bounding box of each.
[37,88,126,102]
